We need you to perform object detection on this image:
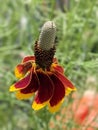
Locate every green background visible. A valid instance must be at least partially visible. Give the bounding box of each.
[0,0,98,130]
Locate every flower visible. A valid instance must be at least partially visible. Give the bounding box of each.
[73,90,98,129]
[9,21,76,112]
[50,89,98,128]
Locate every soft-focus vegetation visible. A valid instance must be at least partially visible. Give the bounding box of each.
[0,0,98,130]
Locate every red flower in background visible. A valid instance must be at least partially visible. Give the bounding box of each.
[9,21,76,112]
[73,90,98,129]
[50,89,98,128]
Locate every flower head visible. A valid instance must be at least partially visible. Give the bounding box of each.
[9,21,76,112]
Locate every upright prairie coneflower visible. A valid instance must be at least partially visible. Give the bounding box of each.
[9,21,76,112]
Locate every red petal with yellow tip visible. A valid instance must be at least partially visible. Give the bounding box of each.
[49,74,65,106]
[15,62,32,78]
[16,73,39,99]
[35,72,54,103]
[16,91,34,100]
[22,56,35,63]
[9,71,32,91]
[32,72,54,110]
[53,64,64,74]
[20,73,39,94]
[54,71,75,90]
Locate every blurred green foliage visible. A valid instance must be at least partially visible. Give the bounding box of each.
[0,0,98,130]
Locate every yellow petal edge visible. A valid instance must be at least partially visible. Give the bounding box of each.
[16,91,34,100]
[32,101,49,111]
[48,99,64,113]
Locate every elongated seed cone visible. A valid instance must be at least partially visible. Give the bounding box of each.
[39,21,56,50]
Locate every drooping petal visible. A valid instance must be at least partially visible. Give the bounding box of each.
[48,99,64,113]
[15,62,32,78]
[54,70,76,91]
[9,71,32,92]
[16,73,39,99]
[32,100,48,110]
[22,56,35,63]
[15,64,24,78]
[32,71,54,110]
[48,74,65,112]
[52,63,64,74]
[16,91,34,100]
